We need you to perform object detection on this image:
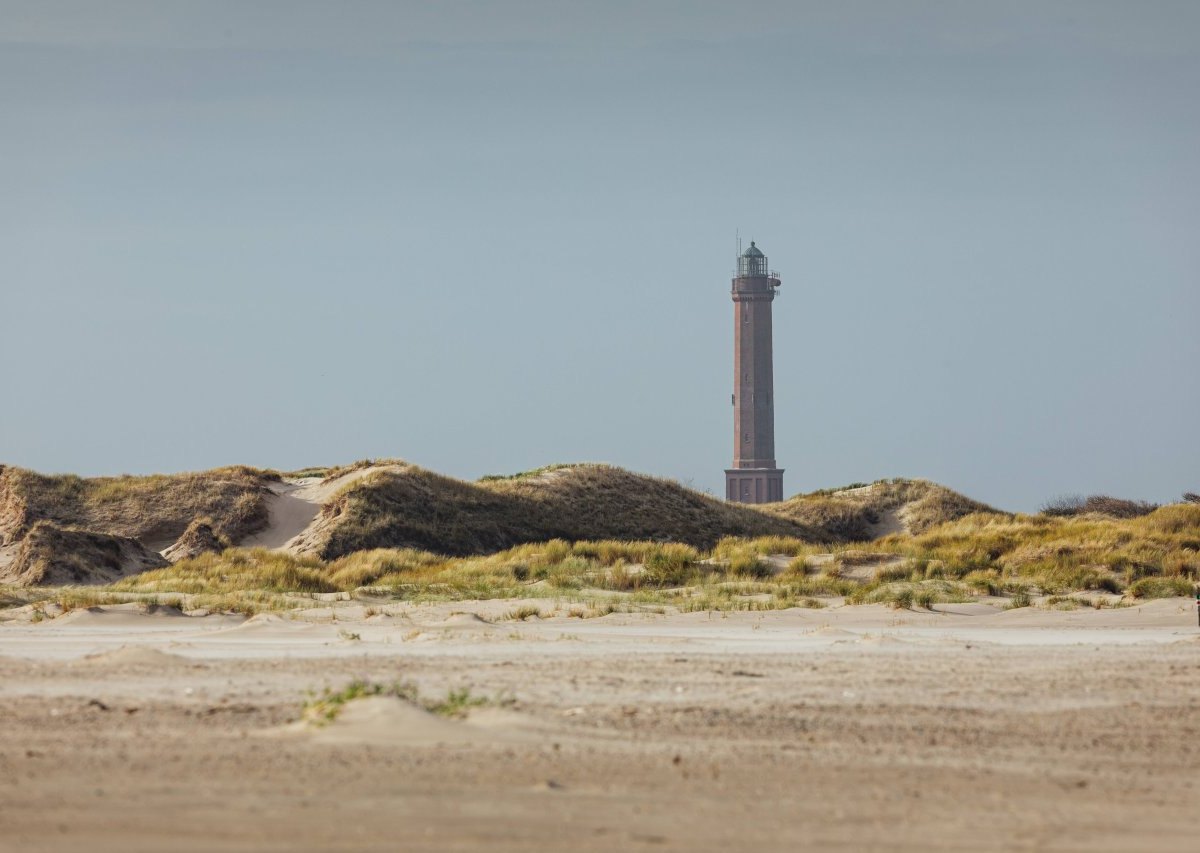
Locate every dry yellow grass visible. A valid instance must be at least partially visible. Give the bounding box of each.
[770,478,995,538]
[81,503,1196,615]
[117,548,337,595]
[855,503,1200,594]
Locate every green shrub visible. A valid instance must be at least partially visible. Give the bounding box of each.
[728,550,771,578]
[1128,577,1194,599]
[787,555,812,574]
[963,569,1000,595]
[874,563,913,583]
[545,557,591,589]
[1006,591,1031,609]
[643,543,699,585]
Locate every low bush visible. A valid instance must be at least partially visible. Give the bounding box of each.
[1006,591,1032,609]
[1042,494,1158,519]
[1127,577,1193,599]
[643,543,700,585]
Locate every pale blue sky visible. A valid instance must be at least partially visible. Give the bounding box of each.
[2,1,1197,510]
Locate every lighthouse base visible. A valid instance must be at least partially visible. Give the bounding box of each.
[725,468,785,504]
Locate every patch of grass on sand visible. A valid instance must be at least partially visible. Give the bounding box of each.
[1127,576,1194,599]
[477,463,595,482]
[847,580,974,610]
[851,504,1200,596]
[115,548,337,595]
[303,680,420,724]
[0,585,51,609]
[425,688,489,718]
[54,588,142,612]
[771,479,996,538]
[302,680,489,725]
[712,536,821,559]
[1005,591,1032,610]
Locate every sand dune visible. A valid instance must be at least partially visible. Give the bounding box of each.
[237,466,403,552]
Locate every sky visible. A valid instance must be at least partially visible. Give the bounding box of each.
[2,1,1197,511]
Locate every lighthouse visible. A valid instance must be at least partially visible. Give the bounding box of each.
[725,241,784,504]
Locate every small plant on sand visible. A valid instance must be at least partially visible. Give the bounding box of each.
[302,680,490,724]
[821,563,844,581]
[963,570,1000,595]
[643,543,700,585]
[1005,591,1032,609]
[604,559,637,590]
[303,680,418,724]
[427,687,488,718]
[727,550,772,579]
[787,555,812,574]
[505,605,542,621]
[874,563,912,583]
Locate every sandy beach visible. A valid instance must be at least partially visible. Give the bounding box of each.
[2,598,1198,852]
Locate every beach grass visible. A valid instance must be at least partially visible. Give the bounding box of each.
[4,496,1194,618]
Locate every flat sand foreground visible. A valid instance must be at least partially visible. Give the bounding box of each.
[1,599,1198,852]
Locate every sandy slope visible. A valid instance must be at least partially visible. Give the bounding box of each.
[1,599,1198,852]
[236,466,399,552]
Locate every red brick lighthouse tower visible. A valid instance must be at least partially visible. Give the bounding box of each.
[725,241,784,504]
